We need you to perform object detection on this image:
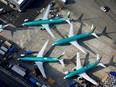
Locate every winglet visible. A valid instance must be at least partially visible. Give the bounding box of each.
[58,51,65,66]
[64,11,71,25]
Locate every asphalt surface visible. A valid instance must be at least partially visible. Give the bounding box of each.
[0,0,116,87]
[66,0,116,48]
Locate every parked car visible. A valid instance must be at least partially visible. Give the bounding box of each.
[100,6,109,12]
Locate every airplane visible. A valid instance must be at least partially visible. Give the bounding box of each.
[64,52,106,86]
[0,24,9,32]
[52,21,99,54]
[18,40,65,79]
[22,3,70,39]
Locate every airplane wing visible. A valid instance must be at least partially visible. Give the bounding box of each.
[76,52,82,70]
[35,62,47,79]
[0,24,9,32]
[43,4,51,20]
[0,25,3,32]
[68,22,86,54]
[42,24,55,39]
[79,72,98,85]
[68,22,74,37]
[42,4,55,39]
[70,41,86,54]
[35,40,49,79]
[37,40,49,57]
[76,52,98,85]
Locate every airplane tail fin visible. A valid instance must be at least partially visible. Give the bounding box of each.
[58,51,65,66]
[64,11,71,25]
[89,24,99,38]
[96,54,106,68]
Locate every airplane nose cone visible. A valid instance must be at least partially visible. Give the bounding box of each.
[63,76,67,79]
[52,43,55,46]
[22,23,24,26]
[52,42,58,46]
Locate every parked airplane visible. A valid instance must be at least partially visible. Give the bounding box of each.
[53,21,99,54]
[18,40,65,79]
[64,52,106,86]
[23,3,70,39]
[0,24,9,32]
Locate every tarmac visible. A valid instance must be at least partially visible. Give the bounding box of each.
[1,0,116,87]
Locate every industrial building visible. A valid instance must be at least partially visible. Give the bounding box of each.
[0,0,33,11]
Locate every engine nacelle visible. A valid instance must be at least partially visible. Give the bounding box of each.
[78,77,83,80]
[40,27,45,30]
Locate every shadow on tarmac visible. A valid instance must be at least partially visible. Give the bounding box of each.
[51,25,65,39]
[105,55,116,68]
[45,45,55,57]
[97,26,116,39]
[26,0,47,9]
[65,0,76,4]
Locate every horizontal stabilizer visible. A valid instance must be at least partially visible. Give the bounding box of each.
[96,54,100,60]
[59,59,65,66]
[90,24,99,38]
[96,54,106,68]
[64,11,71,25]
[97,63,106,68]
[92,33,99,38]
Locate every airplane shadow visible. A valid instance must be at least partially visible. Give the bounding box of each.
[51,25,65,39]
[5,26,37,38]
[76,21,83,35]
[79,41,96,54]
[104,56,116,68]
[65,0,76,4]
[44,63,72,87]
[73,13,97,25]
[80,26,116,42]
[83,52,90,66]
[45,45,56,57]
[26,0,46,9]
[70,55,76,65]
[97,26,116,40]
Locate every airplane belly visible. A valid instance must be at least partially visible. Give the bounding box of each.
[64,67,90,79]
[43,57,59,62]
[23,18,65,26]
[53,33,92,46]
[18,57,44,62]
[18,57,59,62]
